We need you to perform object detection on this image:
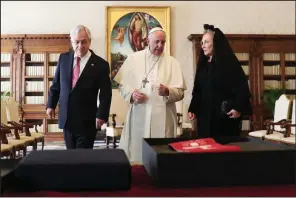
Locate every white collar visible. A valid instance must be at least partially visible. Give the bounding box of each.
[146,48,162,61]
[74,50,91,60]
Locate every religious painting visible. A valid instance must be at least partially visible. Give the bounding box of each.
[106,6,171,88]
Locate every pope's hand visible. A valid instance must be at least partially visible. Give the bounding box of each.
[158,84,169,96]
[132,90,147,104]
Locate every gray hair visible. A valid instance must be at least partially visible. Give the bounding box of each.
[70,25,92,41]
[203,29,215,36]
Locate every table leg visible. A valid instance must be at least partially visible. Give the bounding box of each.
[113,137,117,148]
[106,136,110,149]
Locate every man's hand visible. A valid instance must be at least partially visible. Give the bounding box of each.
[188,112,196,121]
[132,90,148,104]
[227,109,241,119]
[158,84,169,96]
[46,108,55,119]
[96,118,105,130]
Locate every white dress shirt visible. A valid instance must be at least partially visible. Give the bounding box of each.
[73,50,91,77]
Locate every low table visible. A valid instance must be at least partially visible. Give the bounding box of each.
[4,149,131,192]
[0,158,22,196]
[142,136,296,187]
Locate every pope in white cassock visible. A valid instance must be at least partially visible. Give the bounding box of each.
[114,27,187,163]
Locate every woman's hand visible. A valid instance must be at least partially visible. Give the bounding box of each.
[188,112,196,121]
[227,109,241,119]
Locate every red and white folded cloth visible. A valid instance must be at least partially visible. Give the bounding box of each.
[169,138,241,153]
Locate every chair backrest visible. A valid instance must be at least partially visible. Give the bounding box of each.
[1,99,8,124]
[273,94,291,131]
[291,99,295,135]
[5,97,21,122]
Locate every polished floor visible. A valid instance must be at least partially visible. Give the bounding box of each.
[27,140,118,151]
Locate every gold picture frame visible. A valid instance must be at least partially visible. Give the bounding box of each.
[105,6,171,88]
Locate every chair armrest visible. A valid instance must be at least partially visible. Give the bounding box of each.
[20,120,42,126]
[268,119,289,127]
[0,127,11,134]
[265,119,288,135]
[281,123,296,137]
[18,121,34,128]
[3,123,21,130]
[0,128,10,144]
[7,121,22,128]
[1,123,21,139]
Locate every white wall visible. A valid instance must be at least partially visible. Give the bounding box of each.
[2,1,295,123]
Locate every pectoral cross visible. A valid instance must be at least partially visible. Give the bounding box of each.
[142,78,149,88]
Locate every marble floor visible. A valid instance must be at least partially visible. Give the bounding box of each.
[1,140,118,160]
[26,140,118,152]
[4,140,142,165]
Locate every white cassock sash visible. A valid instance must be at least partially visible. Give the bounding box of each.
[131,82,166,138]
[149,83,166,138]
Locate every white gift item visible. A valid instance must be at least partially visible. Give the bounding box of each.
[100,123,107,130]
[106,126,123,137]
[182,122,193,129]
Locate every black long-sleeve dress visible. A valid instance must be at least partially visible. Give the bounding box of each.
[188,59,252,138]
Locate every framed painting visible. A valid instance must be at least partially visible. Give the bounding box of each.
[105,6,171,88]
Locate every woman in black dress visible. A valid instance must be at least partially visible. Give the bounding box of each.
[188,24,252,138]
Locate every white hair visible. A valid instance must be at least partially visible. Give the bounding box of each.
[70,25,92,41]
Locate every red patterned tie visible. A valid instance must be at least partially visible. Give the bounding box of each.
[72,57,81,88]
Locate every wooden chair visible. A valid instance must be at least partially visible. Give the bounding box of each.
[5,97,44,150]
[2,111,25,158]
[176,113,183,137]
[279,99,295,145]
[1,99,37,151]
[177,113,196,138]
[0,127,15,159]
[248,94,291,139]
[106,114,123,148]
[1,100,29,157]
[263,95,292,142]
[1,124,28,158]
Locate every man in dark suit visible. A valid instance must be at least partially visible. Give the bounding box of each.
[46,25,112,149]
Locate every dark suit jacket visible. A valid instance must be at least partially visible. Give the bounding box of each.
[46,50,112,134]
